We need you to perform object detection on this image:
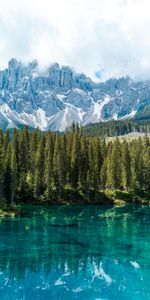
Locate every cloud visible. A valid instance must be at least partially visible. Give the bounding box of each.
[0,0,150,80]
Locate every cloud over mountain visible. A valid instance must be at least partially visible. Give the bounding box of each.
[0,0,150,80]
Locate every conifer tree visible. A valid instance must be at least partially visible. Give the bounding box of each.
[71,132,79,189]
[10,129,18,205]
[11,148,17,205]
[3,144,11,203]
[34,136,45,198]
[44,133,53,200]
[121,141,131,189]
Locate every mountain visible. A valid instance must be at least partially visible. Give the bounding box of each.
[0,58,150,131]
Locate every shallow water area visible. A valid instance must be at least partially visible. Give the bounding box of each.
[0,204,150,300]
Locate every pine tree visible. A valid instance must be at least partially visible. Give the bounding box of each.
[78,135,88,192]
[100,158,107,190]
[106,139,121,189]
[121,141,131,190]
[70,132,79,189]
[53,135,66,200]
[34,136,45,199]
[44,133,53,200]
[18,127,29,198]
[11,148,17,206]
[3,144,12,203]
[10,129,18,205]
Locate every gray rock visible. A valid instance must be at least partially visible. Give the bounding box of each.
[0,59,150,131]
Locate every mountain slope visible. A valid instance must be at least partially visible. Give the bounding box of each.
[0,59,150,131]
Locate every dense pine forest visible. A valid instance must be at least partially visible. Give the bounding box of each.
[0,125,150,207]
[83,119,150,136]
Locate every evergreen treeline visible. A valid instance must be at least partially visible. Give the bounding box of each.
[135,105,150,121]
[0,125,150,206]
[83,120,150,136]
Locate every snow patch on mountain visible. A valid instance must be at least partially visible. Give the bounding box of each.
[33,108,49,129]
[0,59,150,131]
[129,109,137,118]
[82,95,111,125]
[46,105,81,131]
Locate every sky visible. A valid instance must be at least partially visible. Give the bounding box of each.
[0,0,150,81]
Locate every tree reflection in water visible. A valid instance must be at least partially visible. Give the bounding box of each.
[0,205,150,300]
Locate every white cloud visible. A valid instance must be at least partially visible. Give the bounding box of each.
[0,0,150,80]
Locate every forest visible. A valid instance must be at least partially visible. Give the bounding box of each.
[0,125,150,207]
[83,119,150,136]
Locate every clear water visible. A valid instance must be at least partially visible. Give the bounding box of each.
[0,205,150,300]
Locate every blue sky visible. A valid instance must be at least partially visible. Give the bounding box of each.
[0,0,150,81]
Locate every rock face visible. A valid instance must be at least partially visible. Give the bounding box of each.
[0,58,150,131]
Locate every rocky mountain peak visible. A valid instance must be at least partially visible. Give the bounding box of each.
[0,59,150,131]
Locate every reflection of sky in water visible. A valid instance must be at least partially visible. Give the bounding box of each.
[0,205,150,299]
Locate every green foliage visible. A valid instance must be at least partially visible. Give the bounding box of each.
[0,126,149,205]
[135,105,150,121]
[83,119,150,136]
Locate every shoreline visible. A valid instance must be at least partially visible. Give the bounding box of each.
[0,189,149,218]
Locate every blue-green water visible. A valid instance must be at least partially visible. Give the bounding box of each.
[0,205,150,300]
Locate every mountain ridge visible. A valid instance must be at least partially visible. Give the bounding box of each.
[0,58,150,131]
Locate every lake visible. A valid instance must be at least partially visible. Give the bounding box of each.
[0,205,150,300]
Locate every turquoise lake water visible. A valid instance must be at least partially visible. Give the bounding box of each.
[0,205,150,300]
